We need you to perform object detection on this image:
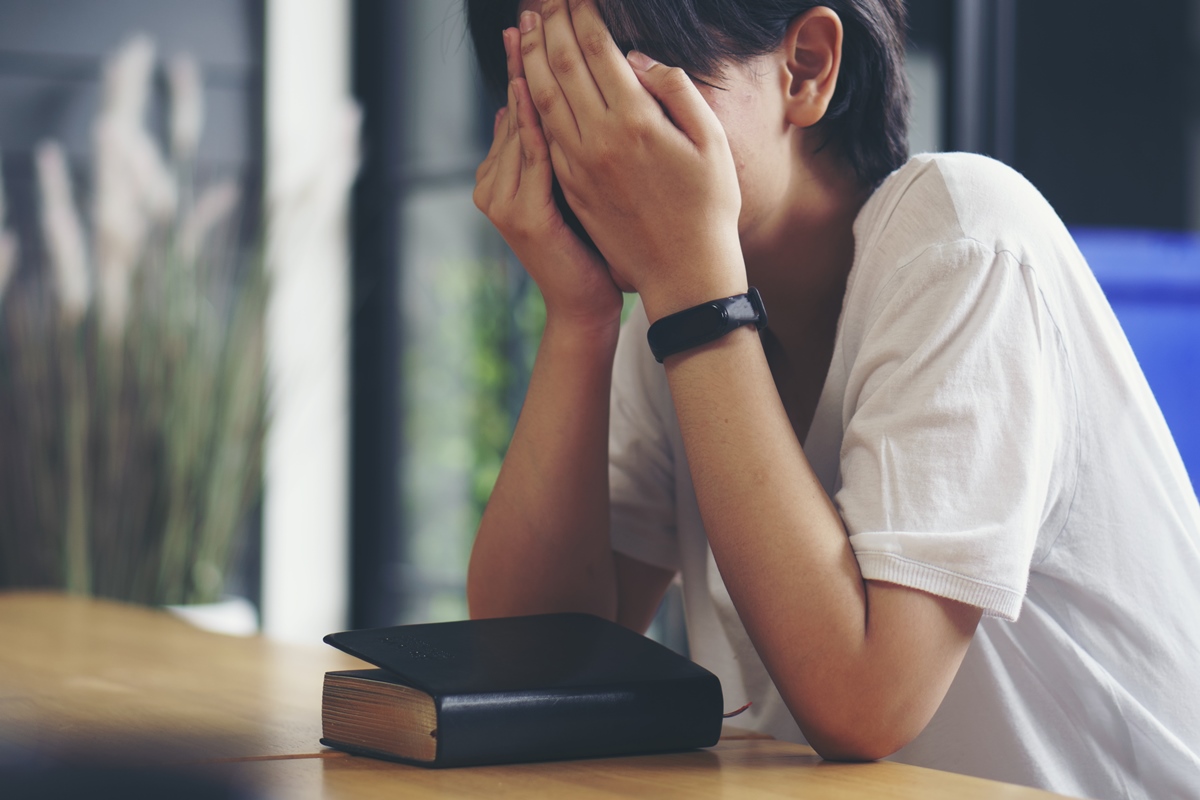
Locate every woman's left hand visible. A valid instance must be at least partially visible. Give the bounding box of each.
[518,0,748,320]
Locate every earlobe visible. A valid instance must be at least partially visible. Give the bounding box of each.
[782,7,843,129]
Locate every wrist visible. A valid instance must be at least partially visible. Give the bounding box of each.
[535,277,624,338]
[640,279,748,325]
[542,310,622,355]
[647,287,767,364]
[636,249,748,324]
[660,320,762,367]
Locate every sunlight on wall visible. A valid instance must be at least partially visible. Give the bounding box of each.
[262,0,352,644]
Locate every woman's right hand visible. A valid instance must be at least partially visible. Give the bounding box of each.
[473,27,624,330]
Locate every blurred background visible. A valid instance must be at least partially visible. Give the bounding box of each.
[0,0,1197,648]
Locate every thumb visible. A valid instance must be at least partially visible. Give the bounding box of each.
[626,51,719,144]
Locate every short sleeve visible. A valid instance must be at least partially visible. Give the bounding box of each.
[836,239,1063,621]
[608,300,682,573]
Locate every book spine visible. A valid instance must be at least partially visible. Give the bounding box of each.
[432,673,722,767]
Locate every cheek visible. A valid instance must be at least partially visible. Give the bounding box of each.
[700,84,784,226]
[723,131,771,209]
[706,90,772,177]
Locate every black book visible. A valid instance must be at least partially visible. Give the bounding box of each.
[320,613,723,768]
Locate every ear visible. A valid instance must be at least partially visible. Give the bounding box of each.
[782,7,843,129]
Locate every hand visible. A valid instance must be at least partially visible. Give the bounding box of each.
[518,0,748,320]
[473,26,623,330]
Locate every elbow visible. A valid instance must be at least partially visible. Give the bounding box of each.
[465,559,517,620]
[465,567,524,620]
[799,708,922,763]
[777,670,939,762]
[464,562,490,619]
[465,581,490,621]
[807,730,908,763]
[465,562,619,622]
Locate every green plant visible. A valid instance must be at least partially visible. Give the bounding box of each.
[0,37,266,605]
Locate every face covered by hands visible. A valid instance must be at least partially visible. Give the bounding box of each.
[516,0,750,320]
[473,22,625,330]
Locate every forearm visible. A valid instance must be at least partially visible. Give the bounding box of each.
[467,314,620,621]
[503,0,978,757]
[661,326,972,759]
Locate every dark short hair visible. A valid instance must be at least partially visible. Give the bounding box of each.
[465,0,911,187]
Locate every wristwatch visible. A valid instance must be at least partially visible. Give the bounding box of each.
[646,288,769,363]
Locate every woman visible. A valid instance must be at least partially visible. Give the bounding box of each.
[464,1,1200,796]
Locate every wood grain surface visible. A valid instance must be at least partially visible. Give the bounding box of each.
[0,591,1066,799]
[225,740,1064,800]
[0,591,365,760]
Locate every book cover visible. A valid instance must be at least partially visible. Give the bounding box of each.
[321,612,724,767]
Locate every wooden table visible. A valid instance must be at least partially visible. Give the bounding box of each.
[0,592,1065,798]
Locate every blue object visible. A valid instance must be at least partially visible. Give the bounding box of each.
[1072,228,1200,488]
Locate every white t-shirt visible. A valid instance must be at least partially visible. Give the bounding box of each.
[608,152,1200,799]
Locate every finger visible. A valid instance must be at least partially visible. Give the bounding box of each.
[475,105,509,186]
[493,81,524,199]
[483,74,517,168]
[567,0,646,108]
[538,0,605,111]
[481,28,520,174]
[512,77,552,194]
[626,52,722,145]
[503,27,520,81]
[506,26,526,80]
[493,106,507,140]
[503,41,521,141]
[519,9,582,145]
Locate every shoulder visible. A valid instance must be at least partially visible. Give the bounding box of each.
[856,153,1073,266]
[846,154,1081,314]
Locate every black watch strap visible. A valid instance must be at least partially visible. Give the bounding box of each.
[646,287,768,363]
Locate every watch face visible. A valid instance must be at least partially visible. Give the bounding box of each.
[647,296,754,362]
[672,304,728,341]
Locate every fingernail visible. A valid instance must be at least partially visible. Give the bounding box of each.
[519,11,536,33]
[626,51,656,71]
